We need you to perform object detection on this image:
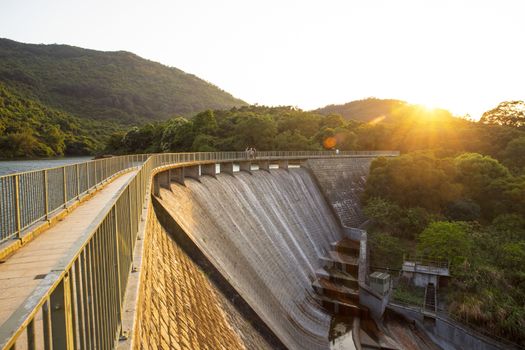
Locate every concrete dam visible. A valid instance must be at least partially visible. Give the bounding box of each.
[134,157,383,350]
[159,168,339,349]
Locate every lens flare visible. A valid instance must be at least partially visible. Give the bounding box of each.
[323,136,337,149]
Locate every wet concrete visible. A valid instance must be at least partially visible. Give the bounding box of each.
[158,168,343,350]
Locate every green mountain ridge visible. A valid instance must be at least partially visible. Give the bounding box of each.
[0,38,247,124]
[314,98,411,122]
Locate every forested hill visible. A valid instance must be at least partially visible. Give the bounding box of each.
[0,81,119,158]
[314,98,409,122]
[0,38,246,124]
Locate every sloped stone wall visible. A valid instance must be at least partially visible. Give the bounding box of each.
[134,208,273,350]
[306,157,376,227]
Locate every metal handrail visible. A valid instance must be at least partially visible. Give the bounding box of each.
[389,300,525,350]
[0,154,150,244]
[0,150,398,349]
[0,150,398,244]
[403,254,450,270]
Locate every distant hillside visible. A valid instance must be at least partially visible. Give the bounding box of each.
[314,98,407,122]
[0,38,246,124]
[0,81,118,158]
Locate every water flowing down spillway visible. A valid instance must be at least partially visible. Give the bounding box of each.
[158,168,346,350]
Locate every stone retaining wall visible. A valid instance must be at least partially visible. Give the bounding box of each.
[133,207,274,350]
[306,157,376,227]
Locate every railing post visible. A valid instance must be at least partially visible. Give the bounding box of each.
[27,319,35,350]
[63,167,67,208]
[94,161,97,188]
[86,162,90,191]
[43,170,49,220]
[42,299,52,350]
[50,273,74,350]
[113,208,123,334]
[76,164,80,199]
[14,175,21,239]
[128,187,134,244]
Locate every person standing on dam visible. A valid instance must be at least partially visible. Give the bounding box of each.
[245,147,256,159]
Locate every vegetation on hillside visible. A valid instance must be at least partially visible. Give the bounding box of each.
[314,98,407,122]
[0,38,246,125]
[364,152,525,343]
[106,103,525,165]
[0,37,248,158]
[0,82,117,158]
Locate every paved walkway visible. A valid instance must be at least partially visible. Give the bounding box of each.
[0,170,137,326]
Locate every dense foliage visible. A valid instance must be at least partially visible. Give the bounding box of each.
[0,38,245,124]
[364,150,525,343]
[105,106,330,153]
[107,102,525,161]
[0,82,117,158]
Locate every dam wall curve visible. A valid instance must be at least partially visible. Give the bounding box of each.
[156,168,344,350]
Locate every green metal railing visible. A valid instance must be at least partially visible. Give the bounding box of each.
[0,150,398,350]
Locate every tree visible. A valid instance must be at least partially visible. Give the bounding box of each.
[369,232,406,268]
[191,134,218,152]
[41,124,66,155]
[364,197,430,239]
[192,110,218,135]
[490,214,525,242]
[502,136,525,174]
[0,131,53,158]
[122,123,163,153]
[364,197,403,231]
[321,114,345,129]
[160,117,193,152]
[417,221,473,266]
[365,152,462,211]
[445,199,481,221]
[234,114,277,150]
[105,131,126,153]
[277,111,321,138]
[454,153,511,218]
[480,101,525,129]
[333,127,357,150]
[274,131,318,151]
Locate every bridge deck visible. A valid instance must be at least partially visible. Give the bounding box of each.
[0,170,137,326]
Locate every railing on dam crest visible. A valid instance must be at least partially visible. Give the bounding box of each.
[0,150,398,350]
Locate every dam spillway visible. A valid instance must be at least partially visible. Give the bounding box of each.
[156,168,344,349]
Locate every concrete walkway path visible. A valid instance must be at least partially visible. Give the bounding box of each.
[0,170,137,326]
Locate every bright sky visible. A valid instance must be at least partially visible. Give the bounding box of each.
[1,0,524,119]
